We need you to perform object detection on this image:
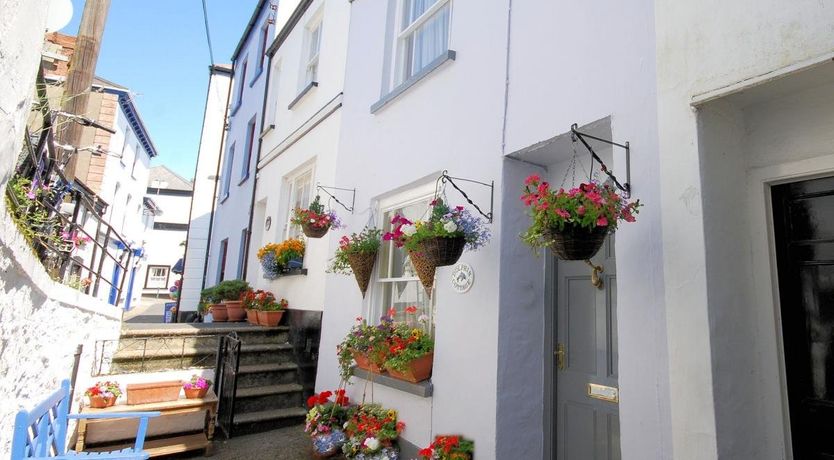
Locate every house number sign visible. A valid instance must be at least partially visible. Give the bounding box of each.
[450,263,474,293]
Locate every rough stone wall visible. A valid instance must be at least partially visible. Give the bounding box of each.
[0,207,122,457]
[0,0,50,186]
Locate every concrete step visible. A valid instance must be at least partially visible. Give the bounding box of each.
[232,407,307,436]
[233,383,304,414]
[108,343,295,373]
[237,362,300,388]
[120,325,290,346]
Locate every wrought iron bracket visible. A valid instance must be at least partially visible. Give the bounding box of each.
[570,123,631,198]
[434,170,494,223]
[316,184,355,213]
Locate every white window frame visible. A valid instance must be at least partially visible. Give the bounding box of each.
[303,19,323,87]
[393,0,452,86]
[284,166,315,239]
[370,182,437,331]
[145,265,170,289]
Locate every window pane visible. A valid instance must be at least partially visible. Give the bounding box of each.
[381,281,432,324]
[402,0,439,30]
[410,3,449,76]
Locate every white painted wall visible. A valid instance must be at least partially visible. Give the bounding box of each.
[140,191,191,297]
[206,3,276,288]
[655,0,834,458]
[181,67,232,313]
[252,0,351,311]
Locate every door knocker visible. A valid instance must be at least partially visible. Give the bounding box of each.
[585,260,604,289]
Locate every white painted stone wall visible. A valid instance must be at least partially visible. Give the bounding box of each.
[0,208,122,457]
[181,66,231,313]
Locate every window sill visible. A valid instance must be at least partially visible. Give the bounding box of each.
[264,268,308,279]
[371,50,456,114]
[288,81,318,110]
[260,124,275,139]
[249,68,263,87]
[351,367,433,398]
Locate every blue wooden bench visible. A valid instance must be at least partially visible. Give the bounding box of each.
[11,380,160,460]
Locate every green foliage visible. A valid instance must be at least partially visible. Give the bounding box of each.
[336,318,395,380]
[5,176,63,249]
[328,227,382,275]
[383,322,434,373]
[213,279,251,301]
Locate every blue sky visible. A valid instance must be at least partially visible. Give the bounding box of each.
[61,0,259,180]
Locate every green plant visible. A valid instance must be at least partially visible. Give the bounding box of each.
[383,198,490,252]
[262,297,288,311]
[198,285,220,314]
[305,389,353,438]
[213,279,251,301]
[519,176,640,250]
[342,404,404,459]
[383,322,434,373]
[290,195,343,230]
[84,381,122,399]
[419,436,475,460]
[5,176,63,249]
[328,228,382,275]
[336,317,395,380]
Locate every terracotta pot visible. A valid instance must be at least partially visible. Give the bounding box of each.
[211,303,228,322]
[352,350,384,374]
[386,353,433,383]
[126,381,183,405]
[546,224,609,260]
[88,395,116,408]
[302,222,329,238]
[246,309,259,325]
[258,310,284,327]
[184,387,209,399]
[224,300,246,321]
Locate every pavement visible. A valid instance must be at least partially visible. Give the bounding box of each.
[124,295,173,323]
[185,425,314,460]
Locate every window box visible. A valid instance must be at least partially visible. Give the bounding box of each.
[263,267,308,279]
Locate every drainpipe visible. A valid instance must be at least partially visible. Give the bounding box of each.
[241,53,273,281]
[202,64,235,290]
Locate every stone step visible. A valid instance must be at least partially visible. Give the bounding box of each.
[108,343,295,374]
[120,325,290,346]
[231,407,307,436]
[233,383,305,414]
[237,362,300,388]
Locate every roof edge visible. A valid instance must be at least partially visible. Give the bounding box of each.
[267,0,315,57]
[231,0,272,61]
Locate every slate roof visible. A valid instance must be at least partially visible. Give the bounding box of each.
[147,165,193,192]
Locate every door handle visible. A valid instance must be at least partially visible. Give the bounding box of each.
[554,343,566,370]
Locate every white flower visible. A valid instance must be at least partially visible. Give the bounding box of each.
[401,224,417,236]
[418,314,429,324]
[309,218,316,223]
[364,437,380,451]
[443,220,458,232]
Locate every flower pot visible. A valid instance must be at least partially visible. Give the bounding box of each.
[312,429,347,458]
[210,303,228,322]
[184,387,209,399]
[546,225,609,260]
[302,222,330,238]
[224,300,246,321]
[126,381,182,405]
[258,309,285,327]
[347,251,377,298]
[386,352,433,383]
[352,350,384,374]
[246,309,259,325]
[408,250,436,296]
[419,236,466,267]
[88,395,116,408]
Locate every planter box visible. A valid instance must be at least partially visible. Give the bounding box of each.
[126,381,182,405]
[257,310,285,327]
[246,309,259,325]
[386,353,433,383]
[224,300,246,322]
[352,350,384,374]
[210,304,227,322]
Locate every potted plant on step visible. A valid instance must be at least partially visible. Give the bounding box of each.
[182,375,212,399]
[520,175,640,260]
[337,316,395,379]
[85,381,122,408]
[241,289,270,324]
[306,389,354,457]
[214,279,250,321]
[257,296,288,327]
[418,436,475,460]
[384,199,490,294]
[342,404,404,460]
[383,322,434,383]
[328,228,382,298]
[291,195,343,238]
[200,285,225,322]
[258,239,306,278]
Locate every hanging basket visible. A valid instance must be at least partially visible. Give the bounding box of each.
[546,224,609,260]
[408,250,436,296]
[302,222,330,238]
[419,236,466,267]
[346,251,377,298]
